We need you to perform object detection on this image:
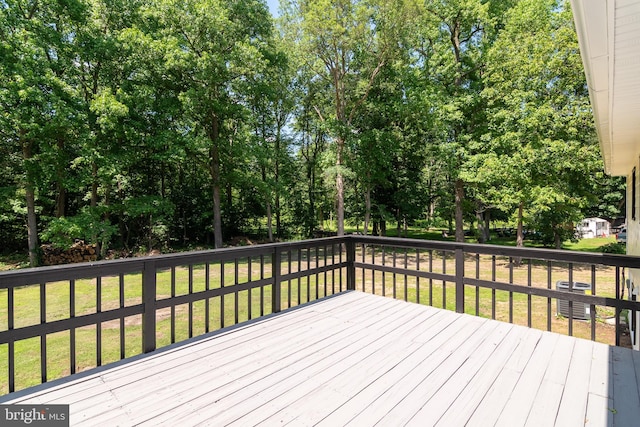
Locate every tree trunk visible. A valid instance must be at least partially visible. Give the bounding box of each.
[477,210,485,243]
[554,230,562,249]
[364,187,371,235]
[209,117,223,249]
[484,209,491,242]
[91,162,98,208]
[55,181,66,218]
[307,156,316,236]
[516,202,524,248]
[275,128,282,238]
[55,138,66,218]
[22,136,39,267]
[455,178,465,242]
[266,201,274,242]
[514,201,524,267]
[336,138,345,236]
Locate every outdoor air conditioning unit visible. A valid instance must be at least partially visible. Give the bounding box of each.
[556,281,591,320]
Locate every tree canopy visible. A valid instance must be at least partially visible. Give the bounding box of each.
[0,0,624,265]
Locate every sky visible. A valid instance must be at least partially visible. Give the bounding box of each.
[267,0,279,16]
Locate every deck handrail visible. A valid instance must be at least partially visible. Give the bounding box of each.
[1,234,640,394]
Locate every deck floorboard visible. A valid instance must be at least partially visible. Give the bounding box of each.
[2,291,639,426]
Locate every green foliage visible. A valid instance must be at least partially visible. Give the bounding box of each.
[600,242,626,255]
[42,210,118,249]
[0,0,622,261]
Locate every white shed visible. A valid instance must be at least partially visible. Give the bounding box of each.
[576,217,610,238]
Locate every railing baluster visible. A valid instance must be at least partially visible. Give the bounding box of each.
[70,279,76,374]
[527,260,532,328]
[234,259,239,325]
[591,264,596,341]
[616,266,621,346]
[492,256,496,320]
[247,258,252,320]
[393,248,397,300]
[416,249,420,305]
[273,247,282,313]
[371,245,375,295]
[189,264,194,336]
[547,261,552,332]
[331,245,335,295]
[455,248,464,314]
[568,263,574,337]
[475,254,480,316]
[361,243,365,293]
[260,254,265,317]
[220,261,225,328]
[508,257,513,324]
[119,273,125,359]
[40,282,47,383]
[324,245,328,296]
[442,252,447,309]
[307,247,311,301]
[404,249,408,302]
[382,247,386,297]
[97,276,102,366]
[171,267,176,343]
[298,249,303,304]
[429,250,433,306]
[8,286,14,393]
[206,263,211,331]
[315,247,319,300]
[339,245,343,292]
[288,251,292,307]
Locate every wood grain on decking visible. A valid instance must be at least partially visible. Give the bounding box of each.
[1,291,638,426]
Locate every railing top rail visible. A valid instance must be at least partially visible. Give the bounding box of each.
[348,235,640,269]
[0,236,346,288]
[3,234,639,288]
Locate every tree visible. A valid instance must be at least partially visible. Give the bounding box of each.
[412,0,493,242]
[468,0,600,249]
[151,0,275,248]
[0,0,88,265]
[283,0,406,236]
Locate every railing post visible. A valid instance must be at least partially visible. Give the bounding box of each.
[142,260,157,353]
[455,247,464,314]
[272,247,282,313]
[346,237,356,291]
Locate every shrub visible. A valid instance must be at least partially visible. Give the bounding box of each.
[600,242,626,254]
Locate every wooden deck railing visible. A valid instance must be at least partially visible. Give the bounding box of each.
[1,235,640,394]
[350,235,640,348]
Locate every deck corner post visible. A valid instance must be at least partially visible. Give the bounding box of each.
[455,247,464,314]
[346,237,356,291]
[142,260,157,353]
[272,247,282,313]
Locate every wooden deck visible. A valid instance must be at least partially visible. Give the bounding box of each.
[2,291,639,426]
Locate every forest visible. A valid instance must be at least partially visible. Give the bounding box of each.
[0,0,625,267]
